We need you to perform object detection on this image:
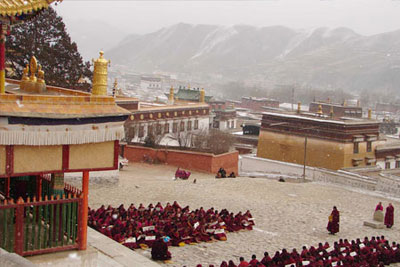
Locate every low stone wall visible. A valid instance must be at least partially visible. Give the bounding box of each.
[64,170,119,184]
[240,155,377,191]
[376,173,400,195]
[124,145,239,174]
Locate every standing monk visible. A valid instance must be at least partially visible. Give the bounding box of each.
[327,206,340,235]
[385,203,394,228]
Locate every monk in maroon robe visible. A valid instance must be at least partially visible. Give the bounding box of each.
[385,203,394,228]
[376,202,383,211]
[327,206,340,235]
[151,238,171,260]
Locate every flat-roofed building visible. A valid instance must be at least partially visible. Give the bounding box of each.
[257,110,381,170]
[309,101,363,118]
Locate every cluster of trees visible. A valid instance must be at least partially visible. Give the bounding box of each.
[125,126,235,155]
[6,8,92,91]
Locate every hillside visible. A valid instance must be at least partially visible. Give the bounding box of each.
[107,23,400,93]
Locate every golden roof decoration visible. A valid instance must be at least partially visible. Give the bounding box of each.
[0,0,61,17]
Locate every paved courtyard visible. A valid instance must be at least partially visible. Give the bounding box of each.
[81,162,400,267]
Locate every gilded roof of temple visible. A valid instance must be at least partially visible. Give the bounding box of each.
[0,94,131,119]
[0,0,60,17]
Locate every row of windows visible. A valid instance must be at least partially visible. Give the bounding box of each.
[353,141,372,154]
[385,161,400,169]
[134,120,200,138]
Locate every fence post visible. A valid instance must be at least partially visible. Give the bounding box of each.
[14,197,24,255]
[78,170,89,250]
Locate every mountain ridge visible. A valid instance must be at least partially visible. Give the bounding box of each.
[107,23,400,93]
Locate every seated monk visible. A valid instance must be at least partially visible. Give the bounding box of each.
[151,238,171,261]
[216,168,227,178]
[228,172,236,178]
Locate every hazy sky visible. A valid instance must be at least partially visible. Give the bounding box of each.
[56,0,400,36]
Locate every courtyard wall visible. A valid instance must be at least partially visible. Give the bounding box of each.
[124,145,238,174]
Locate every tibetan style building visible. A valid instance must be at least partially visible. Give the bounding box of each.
[0,52,130,256]
[257,107,381,170]
[119,86,212,146]
[209,101,237,130]
[169,86,213,103]
[309,101,363,118]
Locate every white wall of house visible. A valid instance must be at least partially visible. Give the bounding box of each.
[140,80,161,90]
[376,158,399,170]
[128,116,210,146]
[216,118,237,131]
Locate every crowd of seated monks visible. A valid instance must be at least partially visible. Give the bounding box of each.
[88,201,255,250]
[190,236,400,267]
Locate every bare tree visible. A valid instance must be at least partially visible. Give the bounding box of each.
[124,124,136,145]
[205,129,235,154]
[144,123,164,147]
[166,128,193,148]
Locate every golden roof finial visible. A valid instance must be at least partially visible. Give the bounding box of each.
[330,105,334,118]
[317,104,323,115]
[200,88,205,103]
[92,51,111,96]
[29,56,37,82]
[22,64,29,81]
[37,65,45,84]
[169,85,174,101]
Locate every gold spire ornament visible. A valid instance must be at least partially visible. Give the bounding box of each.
[168,85,174,105]
[37,65,45,84]
[317,104,323,115]
[29,56,37,82]
[92,51,111,96]
[22,64,29,81]
[200,88,205,103]
[20,56,46,93]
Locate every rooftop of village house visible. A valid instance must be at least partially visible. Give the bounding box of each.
[261,108,380,126]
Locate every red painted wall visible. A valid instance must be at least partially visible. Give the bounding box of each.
[124,145,239,175]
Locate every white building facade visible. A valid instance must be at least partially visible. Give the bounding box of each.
[125,104,212,146]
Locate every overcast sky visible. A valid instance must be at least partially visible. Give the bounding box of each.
[55,0,400,36]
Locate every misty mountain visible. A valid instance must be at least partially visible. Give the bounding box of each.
[64,19,127,61]
[107,23,400,93]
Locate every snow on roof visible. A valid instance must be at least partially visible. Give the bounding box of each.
[262,111,379,125]
[279,102,309,111]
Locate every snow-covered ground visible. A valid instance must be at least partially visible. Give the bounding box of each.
[78,163,400,267]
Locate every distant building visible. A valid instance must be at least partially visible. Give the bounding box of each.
[209,101,237,130]
[227,97,279,112]
[119,87,212,146]
[168,86,213,103]
[140,76,162,90]
[309,101,362,118]
[242,124,260,136]
[257,109,381,170]
[375,139,400,170]
[376,103,400,113]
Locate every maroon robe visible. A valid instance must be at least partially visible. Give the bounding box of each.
[327,208,340,234]
[385,205,394,228]
[151,239,171,260]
